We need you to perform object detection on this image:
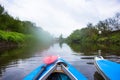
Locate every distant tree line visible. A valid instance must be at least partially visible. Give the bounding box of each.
[0,5,53,45]
[67,12,120,44]
[0,5,42,34]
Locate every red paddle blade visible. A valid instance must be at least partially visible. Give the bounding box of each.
[43,56,58,65]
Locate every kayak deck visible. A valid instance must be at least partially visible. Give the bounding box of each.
[24,58,87,80]
[94,56,120,80]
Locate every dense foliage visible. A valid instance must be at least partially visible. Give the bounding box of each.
[67,13,120,44]
[0,5,53,45]
[0,30,27,43]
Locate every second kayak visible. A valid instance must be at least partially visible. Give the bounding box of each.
[94,56,120,80]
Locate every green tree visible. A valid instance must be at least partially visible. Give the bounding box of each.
[0,5,4,15]
[0,4,54,44]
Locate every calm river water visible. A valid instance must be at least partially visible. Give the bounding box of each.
[0,43,120,80]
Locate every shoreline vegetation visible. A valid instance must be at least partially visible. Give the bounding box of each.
[66,12,120,45]
[0,4,120,48]
[0,5,53,48]
[0,30,31,48]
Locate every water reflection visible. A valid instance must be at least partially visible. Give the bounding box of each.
[67,43,120,56]
[68,42,120,80]
[59,41,63,48]
[0,45,50,80]
[0,43,120,80]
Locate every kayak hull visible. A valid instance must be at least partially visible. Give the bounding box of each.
[94,56,120,80]
[24,58,87,80]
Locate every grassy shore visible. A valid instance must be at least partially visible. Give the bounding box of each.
[0,30,30,43]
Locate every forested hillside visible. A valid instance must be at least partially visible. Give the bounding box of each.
[0,5,53,46]
[67,13,120,44]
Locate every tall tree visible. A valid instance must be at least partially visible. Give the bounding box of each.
[0,5,4,15]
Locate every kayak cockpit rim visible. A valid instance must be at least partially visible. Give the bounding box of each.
[94,56,110,80]
[38,63,57,80]
[61,64,78,80]
[37,61,77,80]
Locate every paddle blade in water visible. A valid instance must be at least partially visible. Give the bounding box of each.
[43,56,58,65]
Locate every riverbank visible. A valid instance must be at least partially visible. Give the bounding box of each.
[0,41,18,48]
[0,5,53,48]
[0,30,27,42]
[0,30,32,48]
[66,29,120,45]
[98,30,120,44]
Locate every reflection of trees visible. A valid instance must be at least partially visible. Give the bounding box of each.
[68,43,98,55]
[67,43,120,56]
[0,45,50,77]
[0,47,34,69]
[98,44,120,56]
[0,47,33,78]
[59,41,64,48]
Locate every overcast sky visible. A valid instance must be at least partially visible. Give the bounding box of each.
[0,0,120,37]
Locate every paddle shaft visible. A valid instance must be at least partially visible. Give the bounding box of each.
[33,64,47,80]
[33,56,58,80]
